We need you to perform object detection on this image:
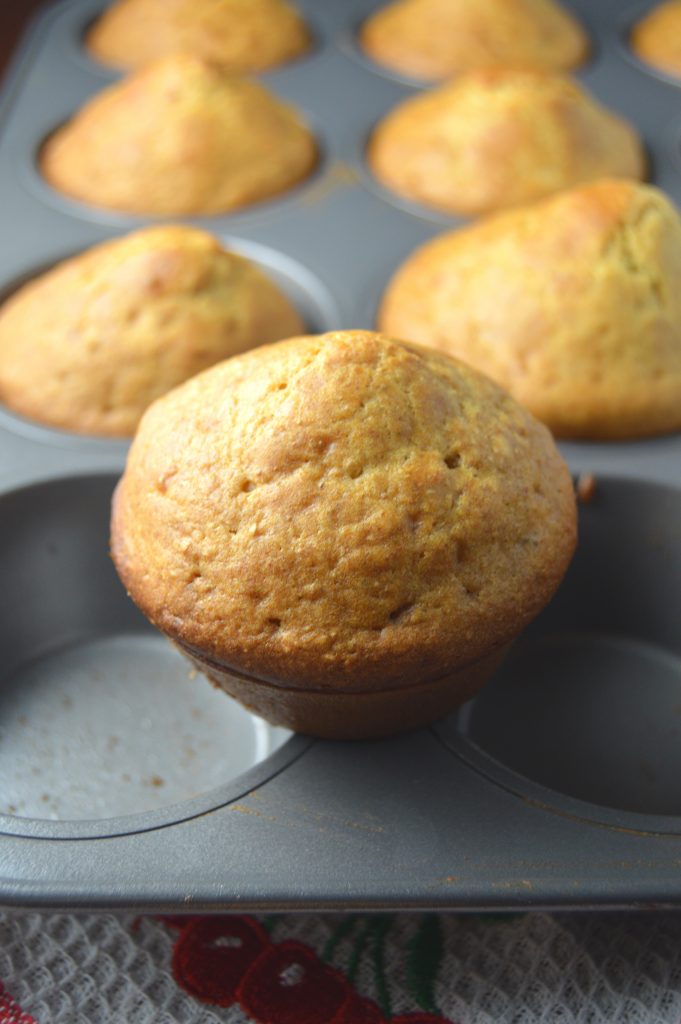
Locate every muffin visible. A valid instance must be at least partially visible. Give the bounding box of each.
[111,330,576,739]
[379,179,681,439]
[86,0,311,73]
[367,68,645,217]
[631,1,681,78]
[41,54,317,216]
[0,225,303,437]
[360,0,588,81]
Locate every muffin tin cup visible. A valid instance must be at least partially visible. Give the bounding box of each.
[0,233,341,446]
[436,475,681,833]
[30,115,334,231]
[2,0,681,911]
[0,474,298,831]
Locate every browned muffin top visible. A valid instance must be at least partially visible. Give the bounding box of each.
[41,54,317,216]
[0,225,303,437]
[112,330,576,693]
[87,0,311,73]
[379,180,681,440]
[360,0,588,80]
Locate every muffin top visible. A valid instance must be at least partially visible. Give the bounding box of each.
[112,330,576,693]
[0,225,303,437]
[87,0,311,73]
[379,180,681,439]
[367,68,645,217]
[360,0,588,80]
[630,1,681,78]
[41,54,317,216]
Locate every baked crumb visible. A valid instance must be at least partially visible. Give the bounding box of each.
[576,472,597,504]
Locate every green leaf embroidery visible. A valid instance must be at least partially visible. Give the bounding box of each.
[347,918,375,985]
[323,914,361,963]
[371,915,394,1018]
[406,915,444,1014]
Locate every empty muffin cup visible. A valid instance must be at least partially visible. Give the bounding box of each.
[450,476,681,819]
[0,474,291,825]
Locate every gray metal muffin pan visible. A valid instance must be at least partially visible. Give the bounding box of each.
[0,0,681,912]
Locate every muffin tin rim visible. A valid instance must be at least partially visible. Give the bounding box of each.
[436,710,681,840]
[0,731,313,841]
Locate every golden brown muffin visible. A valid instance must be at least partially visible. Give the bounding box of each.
[86,0,311,73]
[360,0,588,81]
[0,226,303,437]
[379,179,681,439]
[111,330,576,739]
[631,1,681,77]
[41,54,317,216]
[367,68,645,217]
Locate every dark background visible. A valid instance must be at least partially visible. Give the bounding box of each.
[0,1,58,79]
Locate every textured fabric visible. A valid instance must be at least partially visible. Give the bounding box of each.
[2,912,681,1023]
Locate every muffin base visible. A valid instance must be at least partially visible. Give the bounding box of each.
[177,641,511,740]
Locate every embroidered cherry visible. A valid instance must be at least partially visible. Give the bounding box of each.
[171,915,269,1005]
[237,939,351,1023]
[331,992,386,1023]
[0,982,37,1024]
[157,915,202,931]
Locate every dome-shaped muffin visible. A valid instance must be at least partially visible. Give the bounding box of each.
[111,330,576,739]
[86,0,311,73]
[0,226,303,437]
[631,1,681,78]
[379,180,681,439]
[40,54,317,216]
[360,0,588,81]
[367,69,645,217]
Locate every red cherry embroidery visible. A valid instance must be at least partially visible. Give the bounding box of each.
[156,915,203,931]
[0,982,37,1024]
[172,915,269,1005]
[331,992,386,1023]
[237,939,351,1024]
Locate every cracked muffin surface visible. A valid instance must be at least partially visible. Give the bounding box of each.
[379,180,681,439]
[41,54,317,216]
[0,225,303,437]
[360,0,588,81]
[111,331,576,735]
[367,68,645,216]
[87,0,311,73]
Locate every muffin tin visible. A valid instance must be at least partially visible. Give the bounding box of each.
[1,0,681,912]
